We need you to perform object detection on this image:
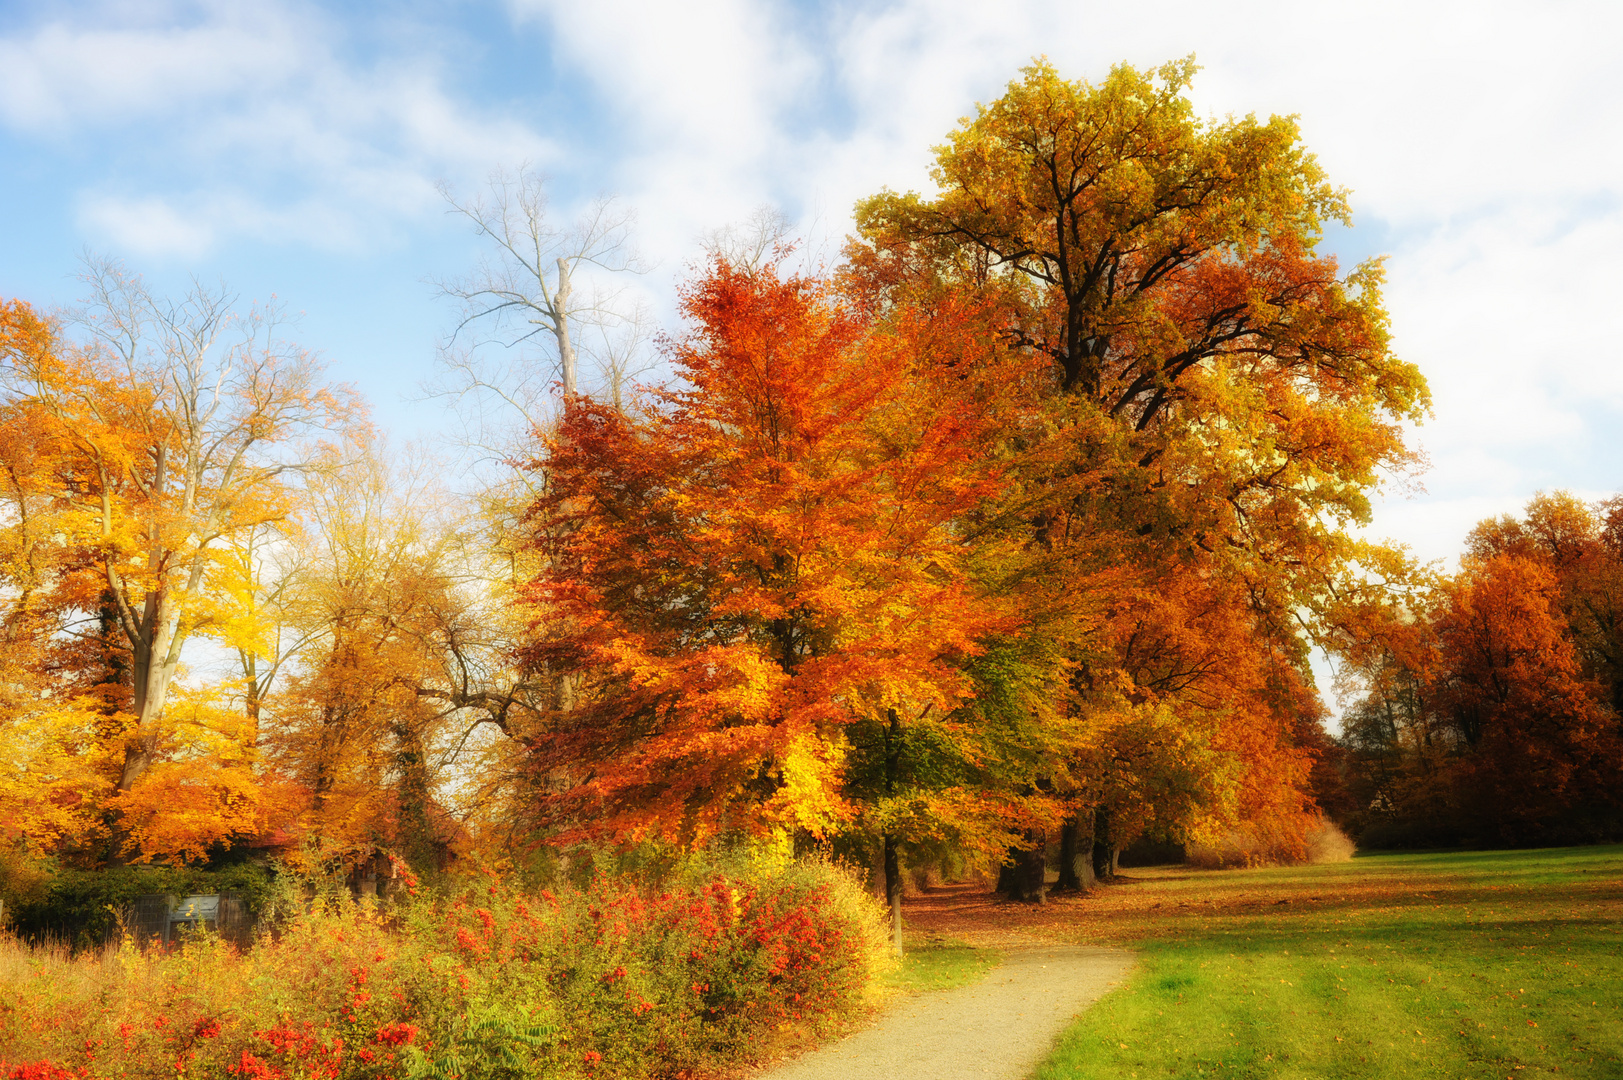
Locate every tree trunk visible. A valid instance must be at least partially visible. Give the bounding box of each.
[882,707,904,956]
[96,591,136,865]
[1000,833,1047,903]
[554,667,576,713]
[1021,835,1047,903]
[1091,807,1114,881]
[554,257,577,396]
[1057,815,1079,891]
[119,589,184,793]
[996,857,1018,895]
[883,831,903,957]
[243,652,261,727]
[1057,812,1095,892]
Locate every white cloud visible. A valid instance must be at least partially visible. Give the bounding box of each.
[509,0,811,153]
[7,0,1622,571]
[0,5,305,132]
[76,188,385,257]
[501,0,828,274]
[1,1,554,257]
[77,193,220,258]
[1368,199,1623,540]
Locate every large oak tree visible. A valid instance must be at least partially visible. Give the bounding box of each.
[850,58,1430,880]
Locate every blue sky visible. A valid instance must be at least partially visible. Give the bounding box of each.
[2,0,1621,578]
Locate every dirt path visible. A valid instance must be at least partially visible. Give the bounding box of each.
[754,886,1135,1080]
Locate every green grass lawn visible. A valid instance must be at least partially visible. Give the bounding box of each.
[880,937,1002,995]
[1037,846,1623,1080]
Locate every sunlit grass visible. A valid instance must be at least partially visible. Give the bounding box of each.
[880,937,1001,996]
[1037,845,1623,1079]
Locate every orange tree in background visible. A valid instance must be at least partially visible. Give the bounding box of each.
[0,263,359,865]
[848,58,1429,881]
[261,441,476,874]
[1434,554,1619,837]
[1340,492,1623,845]
[517,259,1018,948]
[1466,491,1623,717]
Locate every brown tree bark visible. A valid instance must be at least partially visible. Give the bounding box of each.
[1091,807,1114,881]
[883,831,904,957]
[1000,832,1047,903]
[1057,812,1095,891]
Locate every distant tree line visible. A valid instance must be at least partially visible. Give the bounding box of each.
[1327,492,1623,847]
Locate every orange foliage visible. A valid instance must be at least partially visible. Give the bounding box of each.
[0,282,357,866]
[1434,553,1620,835]
[1085,564,1324,855]
[1339,493,1623,845]
[519,260,1012,846]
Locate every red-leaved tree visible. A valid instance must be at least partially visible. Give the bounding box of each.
[1434,553,1621,840]
[517,261,1012,943]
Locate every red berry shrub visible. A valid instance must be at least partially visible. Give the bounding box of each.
[0,858,886,1079]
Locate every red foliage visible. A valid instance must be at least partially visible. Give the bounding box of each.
[3,1064,84,1080]
[250,1023,345,1080]
[372,1023,417,1048]
[1436,554,1621,835]
[520,259,1012,846]
[226,1052,283,1080]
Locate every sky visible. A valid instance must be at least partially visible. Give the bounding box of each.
[1,0,1621,579]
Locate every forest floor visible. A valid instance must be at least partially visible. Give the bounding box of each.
[757,846,1623,1080]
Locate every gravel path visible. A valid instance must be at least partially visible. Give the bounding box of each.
[754,940,1135,1080]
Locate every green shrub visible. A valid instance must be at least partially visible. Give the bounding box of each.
[4,862,277,950]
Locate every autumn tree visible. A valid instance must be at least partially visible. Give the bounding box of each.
[1334,493,1623,845]
[0,265,358,862]
[854,56,1426,623]
[848,58,1429,874]
[1431,553,1620,841]
[0,300,102,858]
[518,259,1013,950]
[1467,491,1623,716]
[260,440,510,874]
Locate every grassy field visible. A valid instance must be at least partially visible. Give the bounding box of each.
[1035,846,1623,1080]
[880,937,1003,995]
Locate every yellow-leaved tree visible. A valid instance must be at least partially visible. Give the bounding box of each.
[0,262,360,863]
[850,58,1430,887]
